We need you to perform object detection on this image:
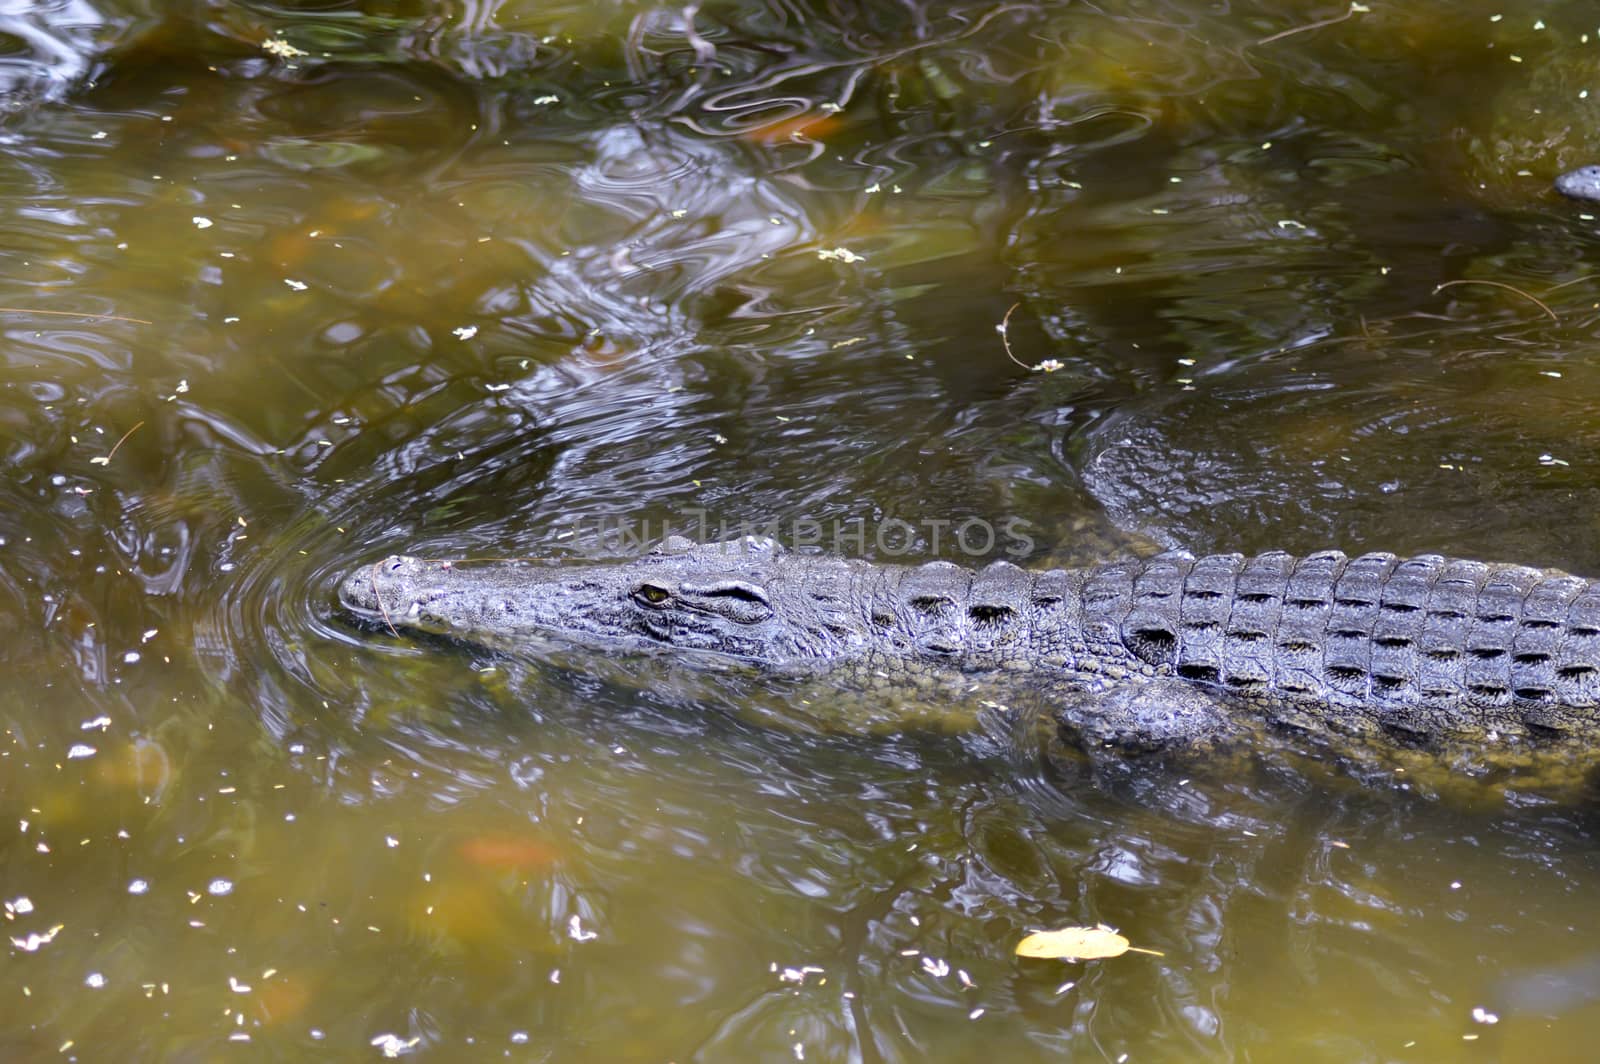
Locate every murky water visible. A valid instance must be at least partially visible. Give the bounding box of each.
[7,1,1600,1060]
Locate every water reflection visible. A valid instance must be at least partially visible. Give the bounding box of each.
[0,0,112,116]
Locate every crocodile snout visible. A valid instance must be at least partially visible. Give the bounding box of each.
[337,555,430,618]
[336,560,384,616]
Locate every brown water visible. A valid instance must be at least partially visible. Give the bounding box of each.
[6,1,1600,1060]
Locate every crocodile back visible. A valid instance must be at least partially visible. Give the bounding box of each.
[1097,550,1600,737]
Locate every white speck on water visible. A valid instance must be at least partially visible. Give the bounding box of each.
[370,1033,420,1058]
[1472,1006,1500,1025]
[128,879,149,895]
[921,956,950,978]
[385,836,399,848]
[10,926,61,952]
[452,325,477,340]
[284,279,307,291]
[8,897,33,914]
[533,94,559,105]
[81,716,110,731]
[567,914,598,942]
[122,651,140,664]
[142,629,158,643]
[510,1032,529,1044]
[229,976,251,993]
[92,130,106,139]
[66,744,96,760]
[485,383,510,392]
[968,1007,985,1020]
[192,216,213,229]
[207,878,234,896]
[85,972,105,988]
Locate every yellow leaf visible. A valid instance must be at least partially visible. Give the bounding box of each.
[1014,924,1164,961]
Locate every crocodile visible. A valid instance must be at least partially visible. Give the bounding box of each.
[336,536,1600,753]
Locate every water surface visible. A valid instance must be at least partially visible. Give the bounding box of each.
[5,1,1600,1060]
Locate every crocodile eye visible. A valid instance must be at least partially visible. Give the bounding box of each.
[634,583,671,605]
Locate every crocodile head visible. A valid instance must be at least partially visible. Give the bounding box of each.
[337,536,845,665]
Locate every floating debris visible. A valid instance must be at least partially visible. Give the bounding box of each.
[262,38,308,59]
[89,419,145,465]
[370,1033,421,1058]
[11,925,63,952]
[1015,924,1164,961]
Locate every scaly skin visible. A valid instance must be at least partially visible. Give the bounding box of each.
[336,536,1600,751]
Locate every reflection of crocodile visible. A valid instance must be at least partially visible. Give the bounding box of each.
[338,537,1600,751]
